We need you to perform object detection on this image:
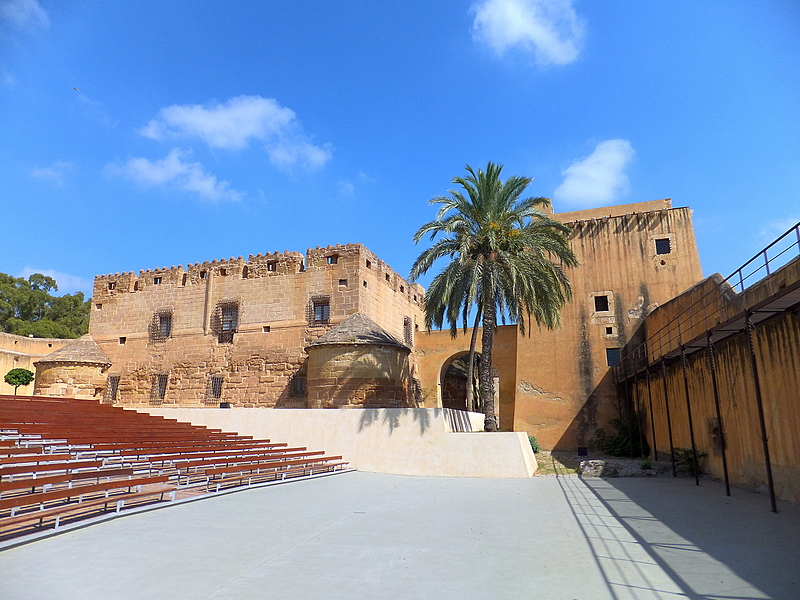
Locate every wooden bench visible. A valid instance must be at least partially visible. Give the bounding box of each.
[204,456,346,492]
[0,467,135,497]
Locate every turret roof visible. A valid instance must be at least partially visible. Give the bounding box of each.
[306,313,408,350]
[34,334,112,366]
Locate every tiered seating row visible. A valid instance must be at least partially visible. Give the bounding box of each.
[0,395,349,540]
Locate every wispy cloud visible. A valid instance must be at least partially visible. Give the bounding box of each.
[31,161,76,186]
[553,139,635,208]
[471,0,585,66]
[109,149,242,202]
[337,181,355,196]
[758,216,800,241]
[17,267,92,296]
[140,95,333,170]
[1,0,49,29]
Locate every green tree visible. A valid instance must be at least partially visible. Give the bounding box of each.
[410,163,577,431]
[5,368,34,395]
[0,273,89,338]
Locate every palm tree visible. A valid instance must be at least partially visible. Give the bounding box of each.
[410,163,577,431]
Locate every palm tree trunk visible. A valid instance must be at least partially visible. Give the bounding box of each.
[480,300,497,432]
[465,309,481,412]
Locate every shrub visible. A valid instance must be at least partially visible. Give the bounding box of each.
[673,447,707,476]
[640,460,652,470]
[594,410,651,458]
[528,435,541,454]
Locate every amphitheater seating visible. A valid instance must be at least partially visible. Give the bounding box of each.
[0,395,350,540]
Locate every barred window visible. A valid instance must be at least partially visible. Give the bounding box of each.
[105,375,120,405]
[606,348,621,367]
[655,238,671,255]
[149,311,173,342]
[290,374,307,398]
[212,302,239,343]
[205,376,224,405]
[150,374,168,405]
[308,296,330,326]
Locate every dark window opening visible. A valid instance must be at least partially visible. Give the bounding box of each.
[106,375,120,405]
[403,317,413,346]
[150,311,173,342]
[605,327,613,335]
[262,325,271,333]
[214,303,239,343]
[181,274,187,286]
[327,255,338,265]
[606,348,621,367]
[413,295,417,302]
[363,281,367,288]
[366,259,372,269]
[219,268,227,276]
[95,303,102,310]
[200,270,207,279]
[119,337,126,345]
[290,374,307,398]
[134,281,139,291]
[267,261,277,272]
[385,273,390,282]
[400,285,404,293]
[594,295,610,312]
[108,282,116,290]
[242,266,248,279]
[207,376,224,402]
[154,277,162,285]
[338,279,348,287]
[310,297,330,325]
[150,374,168,405]
[655,238,671,255]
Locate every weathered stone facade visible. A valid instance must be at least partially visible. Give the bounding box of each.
[87,243,424,408]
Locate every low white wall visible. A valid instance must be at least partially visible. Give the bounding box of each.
[141,407,536,478]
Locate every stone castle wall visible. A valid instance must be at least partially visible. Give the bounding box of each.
[89,243,424,407]
[0,333,68,395]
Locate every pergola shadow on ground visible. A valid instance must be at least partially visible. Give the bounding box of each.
[1,472,798,600]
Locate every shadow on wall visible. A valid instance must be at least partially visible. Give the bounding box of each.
[553,369,617,452]
[358,407,439,435]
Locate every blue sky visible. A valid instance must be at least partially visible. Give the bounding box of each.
[1,0,799,297]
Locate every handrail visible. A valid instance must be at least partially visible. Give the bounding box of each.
[613,221,800,381]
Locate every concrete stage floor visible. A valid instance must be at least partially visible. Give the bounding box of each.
[1,471,798,599]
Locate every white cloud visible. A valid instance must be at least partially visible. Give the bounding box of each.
[17,267,92,296]
[337,181,355,196]
[109,149,242,202]
[1,0,49,29]
[553,139,635,208]
[471,0,584,66]
[140,95,333,170]
[758,216,800,241]
[31,161,76,186]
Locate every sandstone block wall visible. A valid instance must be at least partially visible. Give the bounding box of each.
[90,244,424,407]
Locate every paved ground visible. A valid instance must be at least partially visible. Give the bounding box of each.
[1,471,798,600]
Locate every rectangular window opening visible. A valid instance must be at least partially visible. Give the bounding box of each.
[150,374,168,404]
[262,325,271,333]
[605,327,613,335]
[338,279,348,287]
[403,317,413,346]
[119,336,127,345]
[366,259,372,269]
[655,238,671,255]
[200,270,207,279]
[106,375,120,405]
[108,282,116,291]
[606,348,621,367]
[594,295,610,312]
[154,276,162,285]
[267,261,277,272]
[326,255,338,265]
[216,303,239,343]
[208,376,224,401]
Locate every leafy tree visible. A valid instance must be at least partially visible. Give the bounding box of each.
[411,163,577,431]
[5,368,34,395]
[0,273,89,338]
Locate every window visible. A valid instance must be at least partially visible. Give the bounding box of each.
[327,255,338,265]
[241,266,248,279]
[290,374,307,398]
[267,261,277,272]
[219,268,227,276]
[200,270,207,279]
[150,311,173,342]
[154,277,162,285]
[605,327,613,335]
[214,303,239,343]
[206,376,224,403]
[403,317,413,346]
[338,279,348,287]
[385,273,390,282]
[594,295,610,312]
[119,337,126,345]
[134,281,139,291]
[262,325,271,333]
[366,259,372,269]
[310,296,330,325]
[363,281,367,288]
[108,282,116,291]
[105,376,120,405]
[181,274,187,286]
[655,238,671,255]
[400,285,404,293]
[95,303,102,310]
[150,374,168,405]
[606,348,621,367]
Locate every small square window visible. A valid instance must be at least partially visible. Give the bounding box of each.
[200,271,207,279]
[655,238,671,255]
[312,299,330,324]
[262,325,271,333]
[605,327,613,335]
[95,303,102,310]
[327,255,338,265]
[119,337,127,345]
[219,268,227,276]
[594,295,609,312]
[154,276,162,285]
[267,261,277,272]
[108,282,116,290]
[606,348,621,367]
[338,279,348,287]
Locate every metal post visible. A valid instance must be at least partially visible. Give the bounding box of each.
[745,312,778,513]
[680,345,700,486]
[645,366,657,461]
[661,359,677,477]
[707,331,731,496]
[632,353,645,458]
[621,378,634,458]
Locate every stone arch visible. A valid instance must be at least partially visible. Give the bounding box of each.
[439,351,498,412]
